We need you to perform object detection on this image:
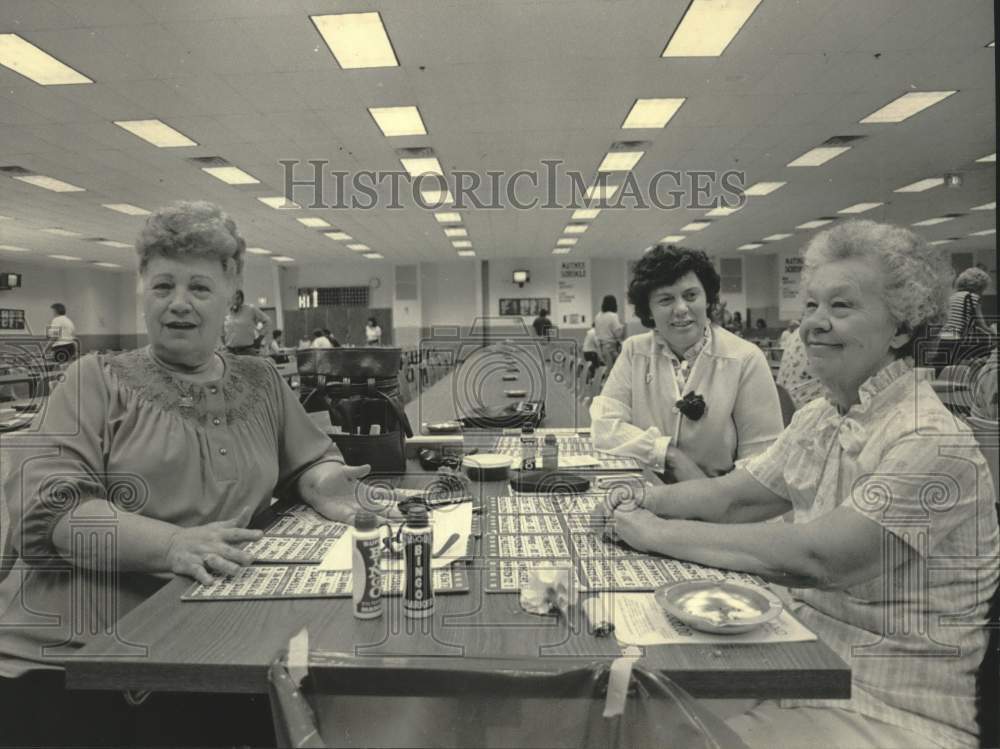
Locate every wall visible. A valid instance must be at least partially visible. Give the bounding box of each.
[744,253,779,326]
[420,261,478,331]
[0,259,128,352]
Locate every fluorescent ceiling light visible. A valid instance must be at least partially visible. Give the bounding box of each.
[838,202,884,214]
[13,174,84,192]
[572,209,601,220]
[894,177,944,193]
[0,34,92,85]
[369,106,426,137]
[796,219,835,229]
[324,232,352,241]
[43,228,80,237]
[706,206,741,217]
[912,217,955,226]
[444,228,467,237]
[564,224,588,234]
[971,202,996,211]
[763,233,792,241]
[622,98,685,129]
[257,196,300,209]
[203,166,259,185]
[557,238,578,246]
[744,181,786,196]
[347,244,370,251]
[662,0,761,57]
[246,247,272,255]
[0,245,30,252]
[400,157,443,177]
[312,12,399,69]
[364,253,384,259]
[114,119,196,147]
[103,203,150,216]
[272,256,295,263]
[98,240,132,248]
[738,243,763,250]
[787,146,852,167]
[48,254,81,261]
[928,240,953,246]
[435,212,462,223]
[0,215,10,221]
[93,262,121,268]
[860,91,956,124]
[682,221,711,232]
[421,188,454,204]
[552,248,572,254]
[452,240,472,248]
[297,217,330,228]
[457,250,476,257]
[661,235,685,242]
[585,184,619,201]
[969,229,996,236]
[597,151,644,172]
[988,41,995,48]
[977,153,996,162]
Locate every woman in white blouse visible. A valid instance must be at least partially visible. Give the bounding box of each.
[597,221,998,749]
[590,244,783,479]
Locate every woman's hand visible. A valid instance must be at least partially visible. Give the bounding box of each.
[300,462,404,525]
[602,505,663,554]
[664,445,708,482]
[165,511,263,585]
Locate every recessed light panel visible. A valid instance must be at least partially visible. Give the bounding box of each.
[838,202,883,214]
[324,232,352,241]
[682,222,710,232]
[297,217,330,228]
[860,91,956,124]
[787,146,852,167]
[556,238,578,246]
[434,212,462,223]
[744,182,786,196]
[572,209,601,220]
[895,178,944,193]
[738,243,763,250]
[369,106,426,137]
[564,224,588,234]
[114,119,196,147]
[0,34,92,85]
[312,12,398,69]
[103,203,150,216]
[796,219,835,229]
[622,98,685,128]
[204,166,259,185]
[246,247,273,255]
[662,0,762,57]
[444,228,468,237]
[258,196,300,209]
[13,174,85,192]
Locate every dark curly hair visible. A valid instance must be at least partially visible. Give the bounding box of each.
[628,244,721,328]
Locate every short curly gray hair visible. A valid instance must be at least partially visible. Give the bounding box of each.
[801,220,953,353]
[135,201,245,277]
[955,267,991,295]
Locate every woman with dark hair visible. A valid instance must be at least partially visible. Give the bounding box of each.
[593,294,625,371]
[365,316,383,345]
[590,245,783,479]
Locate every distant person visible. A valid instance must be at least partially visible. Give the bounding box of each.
[594,295,625,371]
[932,267,994,374]
[754,318,767,332]
[297,334,312,349]
[265,329,284,356]
[311,329,332,349]
[47,303,76,363]
[581,324,602,384]
[532,309,553,338]
[725,311,744,335]
[365,317,382,345]
[323,328,341,348]
[223,290,272,355]
[779,320,799,349]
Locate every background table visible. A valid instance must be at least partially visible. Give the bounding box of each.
[64,464,850,701]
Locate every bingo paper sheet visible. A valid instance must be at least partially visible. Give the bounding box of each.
[582,593,817,646]
[183,564,469,601]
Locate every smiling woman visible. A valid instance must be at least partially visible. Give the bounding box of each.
[0,201,398,745]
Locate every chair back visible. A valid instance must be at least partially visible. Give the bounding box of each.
[268,652,749,749]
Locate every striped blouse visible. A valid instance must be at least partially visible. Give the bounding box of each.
[939,291,980,338]
[743,358,999,748]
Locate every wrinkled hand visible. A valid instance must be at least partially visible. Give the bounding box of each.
[305,463,405,525]
[165,508,262,585]
[664,445,708,483]
[603,505,661,554]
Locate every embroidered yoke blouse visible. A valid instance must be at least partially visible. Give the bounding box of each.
[743,359,999,748]
[0,347,343,677]
[590,326,783,474]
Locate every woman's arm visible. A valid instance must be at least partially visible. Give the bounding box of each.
[608,503,902,590]
[732,348,785,460]
[52,501,262,585]
[640,468,791,523]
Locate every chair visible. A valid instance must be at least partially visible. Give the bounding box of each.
[775,384,796,427]
[268,651,749,749]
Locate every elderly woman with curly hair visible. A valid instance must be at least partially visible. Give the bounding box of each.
[590,245,783,480]
[0,201,388,745]
[597,221,999,748]
[932,266,995,374]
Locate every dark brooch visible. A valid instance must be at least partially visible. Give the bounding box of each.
[675,392,706,421]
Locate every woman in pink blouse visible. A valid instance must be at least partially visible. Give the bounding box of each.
[0,201,389,745]
[597,221,998,748]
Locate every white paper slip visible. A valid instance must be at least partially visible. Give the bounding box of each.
[319,501,473,572]
[582,593,817,646]
[510,454,602,470]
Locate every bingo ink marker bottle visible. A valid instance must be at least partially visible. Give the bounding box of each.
[352,511,383,619]
[402,505,434,619]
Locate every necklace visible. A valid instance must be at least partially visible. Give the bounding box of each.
[147,346,224,383]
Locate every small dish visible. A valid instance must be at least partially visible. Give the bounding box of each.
[653,580,782,634]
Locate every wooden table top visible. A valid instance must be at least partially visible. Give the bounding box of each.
[65,466,849,700]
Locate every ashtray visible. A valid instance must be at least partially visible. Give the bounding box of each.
[653,580,782,634]
[426,420,462,433]
[504,388,527,397]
